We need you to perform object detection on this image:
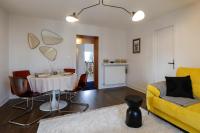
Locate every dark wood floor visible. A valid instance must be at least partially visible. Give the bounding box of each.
[0,87,146,133]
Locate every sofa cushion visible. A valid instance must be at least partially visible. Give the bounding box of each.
[151,81,167,97]
[165,76,193,98]
[162,96,200,107]
[177,67,200,99]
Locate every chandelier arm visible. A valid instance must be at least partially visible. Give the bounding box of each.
[102,0,132,15]
[77,0,101,16]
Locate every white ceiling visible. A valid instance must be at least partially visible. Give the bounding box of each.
[0,0,198,29]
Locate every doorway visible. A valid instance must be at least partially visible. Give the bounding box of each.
[154,25,175,81]
[76,35,99,89]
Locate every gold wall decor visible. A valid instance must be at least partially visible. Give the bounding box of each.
[39,46,57,61]
[28,33,40,49]
[41,29,63,45]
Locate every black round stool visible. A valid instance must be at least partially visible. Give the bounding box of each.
[125,95,143,128]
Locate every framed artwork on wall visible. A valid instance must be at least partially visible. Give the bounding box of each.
[133,38,141,53]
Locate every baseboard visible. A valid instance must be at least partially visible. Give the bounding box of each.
[101,83,126,89]
[0,96,9,107]
[127,84,146,94]
[9,93,18,99]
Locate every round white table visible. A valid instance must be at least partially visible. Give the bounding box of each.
[27,73,77,112]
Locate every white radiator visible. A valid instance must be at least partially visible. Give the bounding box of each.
[104,63,128,85]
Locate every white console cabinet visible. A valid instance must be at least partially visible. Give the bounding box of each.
[103,63,128,87]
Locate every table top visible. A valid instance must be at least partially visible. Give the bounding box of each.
[27,73,78,93]
[28,72,73,78]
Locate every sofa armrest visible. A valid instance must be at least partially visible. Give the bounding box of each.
[147,84,161,97]
[146,84,161,111]
[147,81,167,111]
[147,81,168,109]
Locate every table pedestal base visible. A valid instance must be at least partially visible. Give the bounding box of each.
[40,100,67,112]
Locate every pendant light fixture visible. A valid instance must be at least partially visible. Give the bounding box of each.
[66,13,79,23]
[66,0,145,23]
[132,10,145,22]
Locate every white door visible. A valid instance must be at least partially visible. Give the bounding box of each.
[154,26,175,81]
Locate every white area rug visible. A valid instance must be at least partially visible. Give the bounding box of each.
[37,104,182,133]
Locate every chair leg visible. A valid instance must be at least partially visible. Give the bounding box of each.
[65,91,76,101]
[33,94,46,102]
[8,109,52,127]
[68,91,89,112]
[58,91,77,114]
[148,110,150,115]
[69,100,89,112]
[58,91,89,113]
[12,98,28,110]
[9,97,52,127]
[33,99,45,102]
[57,91,60,111]
[12,95,45,111]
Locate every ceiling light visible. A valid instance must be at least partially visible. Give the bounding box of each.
[132,10,145,22]
[66,13,79,23]
[76,38,83,44]
[66,0,145,23]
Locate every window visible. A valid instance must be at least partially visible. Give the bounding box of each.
[84,51,93,62]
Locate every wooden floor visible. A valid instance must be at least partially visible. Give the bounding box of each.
[0,87,146,133]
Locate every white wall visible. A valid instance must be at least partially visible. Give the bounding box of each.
[127,1,200,93]
[9,15,127,89]
[0,8,9,106]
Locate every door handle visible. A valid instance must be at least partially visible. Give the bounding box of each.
[168,59,175,69]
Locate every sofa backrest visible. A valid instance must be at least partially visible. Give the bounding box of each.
[176,67,200,99]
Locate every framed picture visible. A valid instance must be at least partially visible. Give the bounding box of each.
[133,38,141,53]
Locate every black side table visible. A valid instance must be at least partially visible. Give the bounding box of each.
[125,95,143,128]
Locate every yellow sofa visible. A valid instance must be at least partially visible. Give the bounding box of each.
[147,67,200,133]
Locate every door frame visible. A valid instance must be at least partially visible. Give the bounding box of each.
[76,35,99,89]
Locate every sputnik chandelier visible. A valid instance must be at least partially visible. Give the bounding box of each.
[66,0,145,23]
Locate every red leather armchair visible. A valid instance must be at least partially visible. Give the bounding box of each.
[13,70,30,78]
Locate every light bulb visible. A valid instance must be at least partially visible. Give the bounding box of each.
[132,10,145,22]
[66,14,79,23]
